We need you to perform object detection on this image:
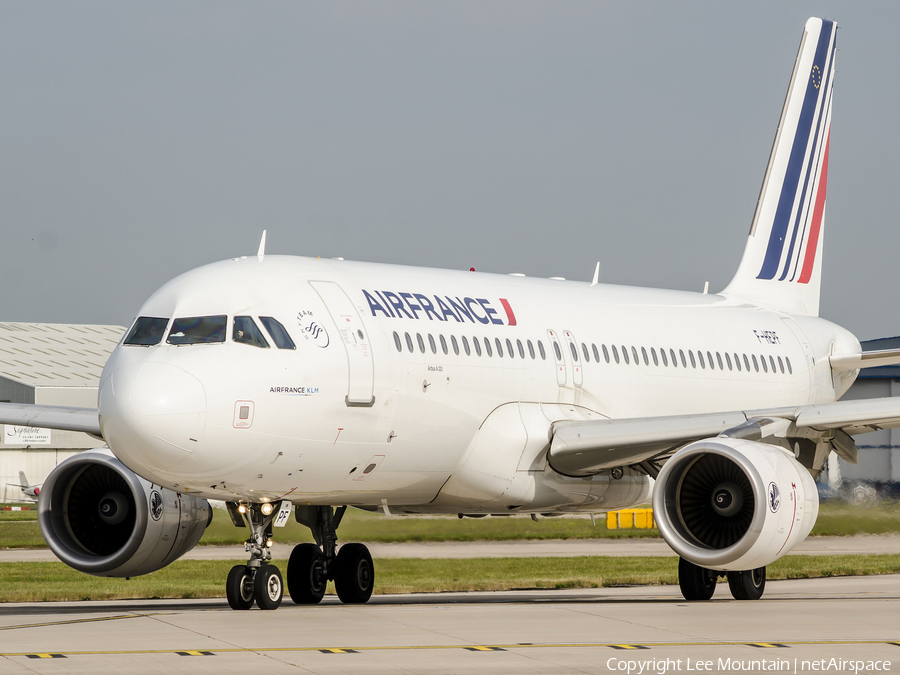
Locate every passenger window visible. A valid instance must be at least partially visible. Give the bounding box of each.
[538,341,546,360]
[760,355,768,373]
[168,315,227,345]
[428,334,437,354]
[506,338,515,358]
[651,348,658,366]
[752,354,759,372]
[394,331,403,352]
[689,351,696,368]
[592,344,600,362]
[259,317,296,350]
[124,316,169,346]
[641,347,649,365]
[582,343,590,362]
[440,335,448,355]
[233,316,269,348]
[632,346,639,364]
[416,333,425,353]
[553,342,562,361]
[698,351,705,369]
[602,344,610,363]
[484,337,492,357]
[612,345,620,364]
[660,348,668,367]
[527,340,535,359]
[473,336,481,356]
[622,346,629,365]
[679,349,687,368]
[743,354,751,371]
[405,332,414,352]
[769,356,777,373]
[517,340,525,359]
[669,348,677,367]
[734,353,741,371]
[451,335,460,355]
[778,356,784,373]
[725,352,732,370]
[570,342,579,362]
[716,352,724,370]
[786,357,792,374]
[707,351,714,370]
[496,338,504,357]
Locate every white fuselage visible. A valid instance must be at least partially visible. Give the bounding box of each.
[97,255,860,513]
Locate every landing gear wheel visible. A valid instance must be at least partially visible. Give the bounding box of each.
[678,557,716,601]
[727,567,766,600]
[288,543,327,604]
[226,564,255,610]
[254,565,284,610]
[334,543,374,604]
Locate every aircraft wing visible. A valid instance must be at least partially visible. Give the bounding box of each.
[548,396,900,476]
[0,403,102,439]
[831,348,900,372]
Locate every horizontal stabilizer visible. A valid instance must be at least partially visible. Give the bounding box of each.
[830,348,900,372]
[0,403,102,439]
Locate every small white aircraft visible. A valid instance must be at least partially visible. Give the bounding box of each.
[1,17,895,609]
[7,471,41,501]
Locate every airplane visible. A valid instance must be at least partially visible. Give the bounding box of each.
[1,16,896,609]
[6,471,40,501]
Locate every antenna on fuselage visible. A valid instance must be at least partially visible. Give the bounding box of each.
[257,230,267,260]
[590,262,600,287]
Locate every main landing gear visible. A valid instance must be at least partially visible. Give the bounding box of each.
[289,506,374,605]
[224,502,373,610]
[678,558,766,601]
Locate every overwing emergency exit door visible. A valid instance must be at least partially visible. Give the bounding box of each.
[309,281,375,406]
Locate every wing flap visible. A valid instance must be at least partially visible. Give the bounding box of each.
[0,403,102,438]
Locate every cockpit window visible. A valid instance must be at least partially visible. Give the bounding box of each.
[233,316,269,348]
[259,316,296,350]
[167,316,227,345]
[123,317,169,346]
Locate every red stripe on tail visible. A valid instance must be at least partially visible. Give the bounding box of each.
[798,134,830,284]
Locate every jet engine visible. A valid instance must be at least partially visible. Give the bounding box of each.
[652,437,818,571]
[38,449,211,577]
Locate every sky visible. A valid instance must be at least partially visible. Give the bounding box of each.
[1,1,897,339]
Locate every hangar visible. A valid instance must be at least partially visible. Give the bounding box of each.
[0,321,124,502]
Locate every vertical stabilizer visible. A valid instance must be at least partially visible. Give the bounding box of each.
[722,18,836,315]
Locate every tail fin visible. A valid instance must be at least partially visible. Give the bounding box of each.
[722,18,836,315]
[18,471,28,487]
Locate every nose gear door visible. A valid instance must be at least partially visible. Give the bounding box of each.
[309,281,375,406]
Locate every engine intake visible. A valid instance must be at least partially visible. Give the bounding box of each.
[652,438,817,571]
[38,449,210,577]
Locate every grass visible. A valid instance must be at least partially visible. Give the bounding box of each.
[0,554,899,603]
[4,499,900,550]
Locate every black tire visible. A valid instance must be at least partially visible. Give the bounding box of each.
[226,564,254,610]
[678,557,717,601]
[288,543,327,604]
[334,543,374,604]
[254,564,284,610]
[727,567,766,600]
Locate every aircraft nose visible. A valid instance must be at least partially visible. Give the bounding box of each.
[99,361,207,473]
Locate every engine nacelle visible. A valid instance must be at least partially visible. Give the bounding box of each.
[652,438,818,571]
[38,449,211,577]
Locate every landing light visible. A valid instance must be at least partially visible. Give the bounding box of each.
[266,539,274,548]
[261,503,274,516]
[238,504,247,514]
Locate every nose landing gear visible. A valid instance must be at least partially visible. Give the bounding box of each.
[224,502,284,610]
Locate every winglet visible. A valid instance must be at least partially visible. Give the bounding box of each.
[591,262,600,287]
[257,230,267,260]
